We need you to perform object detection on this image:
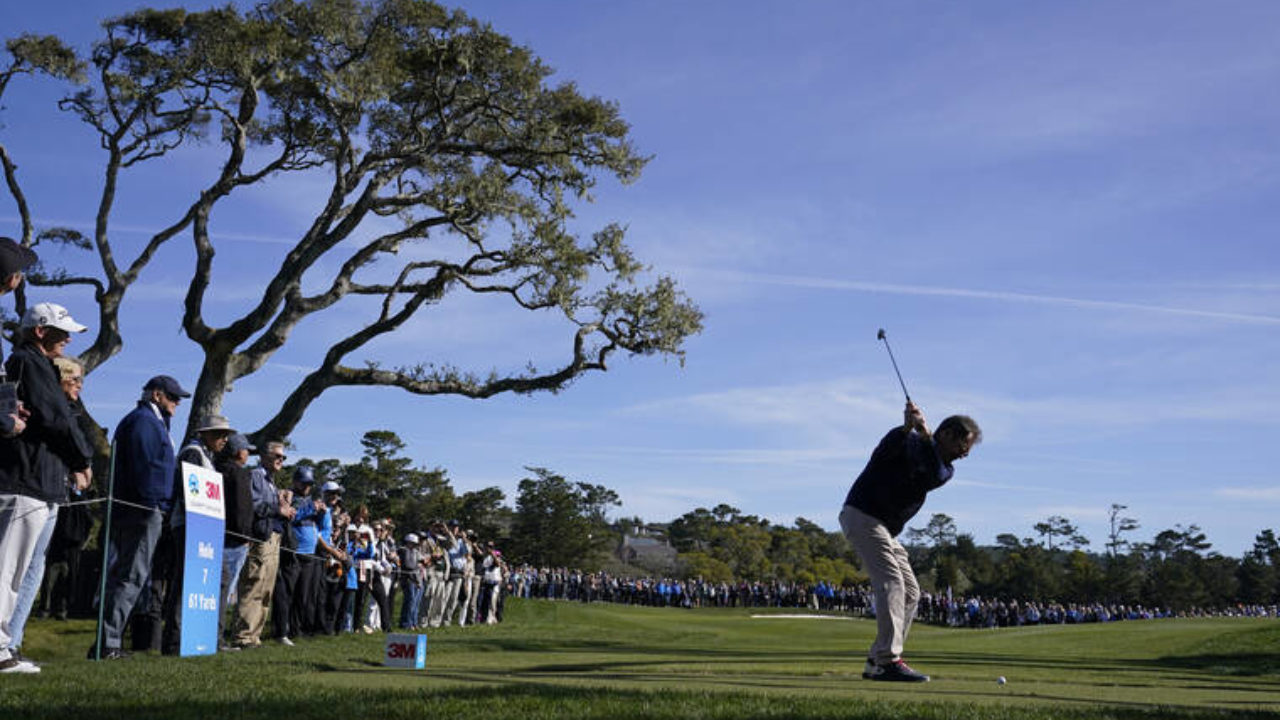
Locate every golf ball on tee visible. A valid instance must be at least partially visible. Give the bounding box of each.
[997,676,1007,685]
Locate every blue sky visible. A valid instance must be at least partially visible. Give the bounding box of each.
[3,1,1279,556]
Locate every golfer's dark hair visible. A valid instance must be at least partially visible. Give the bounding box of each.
[937,415,981,444]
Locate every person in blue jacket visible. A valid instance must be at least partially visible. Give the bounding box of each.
[89,375,190,660]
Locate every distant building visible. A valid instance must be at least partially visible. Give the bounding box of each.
[616,523,677,572]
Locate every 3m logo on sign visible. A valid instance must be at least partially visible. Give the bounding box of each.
[181,462,225,520]
[387,643,415,659]
[383,633,426,669]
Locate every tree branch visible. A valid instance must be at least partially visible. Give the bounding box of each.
[0,146,33,245]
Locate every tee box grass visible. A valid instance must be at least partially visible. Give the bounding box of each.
[5,599,1278,720]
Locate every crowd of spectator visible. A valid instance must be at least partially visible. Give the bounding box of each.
[508,569,874,612]
[915,593,1280,627]
[0,237,512,672]
[501,566,1280,627]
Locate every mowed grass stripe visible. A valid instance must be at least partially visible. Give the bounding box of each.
[5,599,1278,720]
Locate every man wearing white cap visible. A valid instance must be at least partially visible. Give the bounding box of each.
[0,302,92,673]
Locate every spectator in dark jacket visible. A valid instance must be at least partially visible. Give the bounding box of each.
[7,357,88,661]
[398,533,423,629]
[0,236,37,437]
[90,375,190,661]
[0,303,92,674]
[216,433,255,649]
[153,414,233,655]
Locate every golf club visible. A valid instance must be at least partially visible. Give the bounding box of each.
[876,328,911,403]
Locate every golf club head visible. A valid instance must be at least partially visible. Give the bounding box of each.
[877,328,886,340]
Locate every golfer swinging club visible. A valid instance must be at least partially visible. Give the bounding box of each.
[840,400,981,682]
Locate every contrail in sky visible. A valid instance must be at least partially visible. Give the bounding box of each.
[711,270,1280,326]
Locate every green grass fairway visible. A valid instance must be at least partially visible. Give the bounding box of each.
[6,599,1279,719]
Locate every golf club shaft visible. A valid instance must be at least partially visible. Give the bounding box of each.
[878,331,911,403]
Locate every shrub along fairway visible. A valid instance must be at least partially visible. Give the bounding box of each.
[5,599,1279,720]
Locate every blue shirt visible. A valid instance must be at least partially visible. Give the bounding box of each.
[293,499,331,555]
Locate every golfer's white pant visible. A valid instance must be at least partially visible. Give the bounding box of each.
[840,504,919,665]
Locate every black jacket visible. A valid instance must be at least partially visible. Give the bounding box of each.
[844,426,953,537]
[0,343,92,503]
[216,457,254,547]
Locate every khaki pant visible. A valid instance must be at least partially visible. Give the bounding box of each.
[840,504,919,665]
[425,570,449,627]
[463,575,481,626]
[440,574,465,626]
[231,532,281,646]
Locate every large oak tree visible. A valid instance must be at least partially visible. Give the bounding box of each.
[1,0,701,441]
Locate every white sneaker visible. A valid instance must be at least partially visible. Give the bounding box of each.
[0,657,40,674]
[279,636,295,647]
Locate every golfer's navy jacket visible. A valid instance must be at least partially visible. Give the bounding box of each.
[844,426,953,537]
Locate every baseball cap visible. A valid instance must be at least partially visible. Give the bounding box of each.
[21,302,87,333]
[404,533,419,544]
[0,237,37,278]
[293,467,315,485]
[320,480,344,494]
[227,433,255,453]
[143,375,191,398]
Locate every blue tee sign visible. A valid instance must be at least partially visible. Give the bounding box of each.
[180,461,224,656]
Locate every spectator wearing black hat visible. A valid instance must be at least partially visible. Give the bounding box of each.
[215,432,255,649]
[0,237,37,437]
[91,375,190,660]
[272,466,315,646]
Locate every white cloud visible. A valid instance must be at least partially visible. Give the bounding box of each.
[1216,487,1280,502]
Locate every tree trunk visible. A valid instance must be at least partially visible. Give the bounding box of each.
[185,352,234,440]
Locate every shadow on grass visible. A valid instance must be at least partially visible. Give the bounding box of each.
[1150,653,1280,677]
[7,683,1280,720]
